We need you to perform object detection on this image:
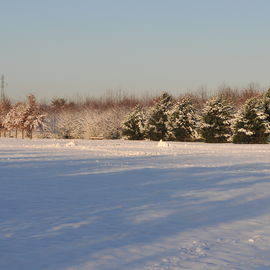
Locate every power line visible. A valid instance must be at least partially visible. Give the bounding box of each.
[1,74,5,100]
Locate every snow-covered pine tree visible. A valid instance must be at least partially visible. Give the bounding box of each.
[144,92,173,141]
[200,96,234,143]
[121,105,145,140]
[0,98,11,137]
[166,96,198,141]
[263,88,270,122]
[23,95,46,139]
[232,97,270,144]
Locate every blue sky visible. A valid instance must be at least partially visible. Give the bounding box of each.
[1,0,270,100]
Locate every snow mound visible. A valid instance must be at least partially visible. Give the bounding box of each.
[157,140,170,148]
[47,143,61,148]
[65,140,77,147]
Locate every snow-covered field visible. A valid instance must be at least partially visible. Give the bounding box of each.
[1,138,270,270]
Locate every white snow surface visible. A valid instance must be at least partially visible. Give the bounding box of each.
[1,138,270,270]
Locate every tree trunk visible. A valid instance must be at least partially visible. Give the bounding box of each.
[25,129,32,139]
[22,129,24,139]
[15,128,18,138]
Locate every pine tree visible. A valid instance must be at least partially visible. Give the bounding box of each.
[263,88,270,122]
[144,92,173,141]
[200,96,233,143]
[166,96,198,141]
[121,105,145,140]
[232,97,270,144]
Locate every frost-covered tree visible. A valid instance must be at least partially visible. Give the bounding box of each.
[56,110,82,139]
[232,97,270,144]
[95,108,128,139]
[166,97,198,141]
[144,92,173,141]
[0,98,11,137]
[79,109,101,139]
[54,107,128,140]
[3,102,25,138]
[22,95,46,138]
[121,105,145,140]
[200,96,234,143]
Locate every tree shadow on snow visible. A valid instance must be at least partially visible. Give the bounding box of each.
[1,155,270,269]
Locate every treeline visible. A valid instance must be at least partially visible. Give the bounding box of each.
[0,95,46,139]
[0,86,270,143]
[122,91,270,143]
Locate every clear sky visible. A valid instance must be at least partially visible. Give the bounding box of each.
[1,0,270,100]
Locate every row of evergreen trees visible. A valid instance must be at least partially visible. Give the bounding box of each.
[121,90,270,144]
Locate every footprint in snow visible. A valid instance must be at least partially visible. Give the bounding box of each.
[145,241,210,270]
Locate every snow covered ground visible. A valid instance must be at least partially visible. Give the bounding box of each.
[1,138,270,270]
